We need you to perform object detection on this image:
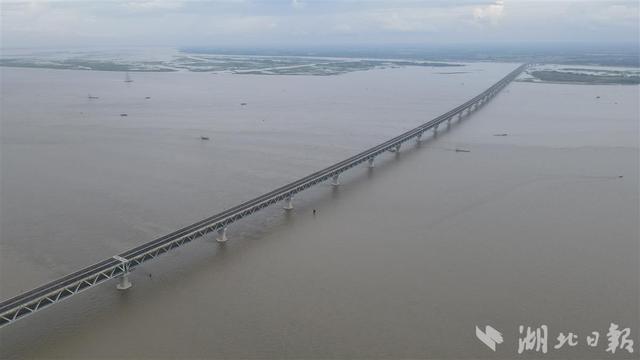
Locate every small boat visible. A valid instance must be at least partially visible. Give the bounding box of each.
[493,133,508,137]
[455,148,470,153]
[88,94,99,99]
[145,96,151,99]
[120,113,128,117]
[240,102,247,106]
[200,136,210,140]
[124,72,133,83]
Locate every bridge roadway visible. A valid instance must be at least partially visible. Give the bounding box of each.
[0,64,527,328]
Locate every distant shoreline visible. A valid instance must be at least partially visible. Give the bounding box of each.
[518,68,640,85]
[0,56,464,76]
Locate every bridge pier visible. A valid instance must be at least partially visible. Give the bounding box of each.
[416,132,423,142]
[395,143,401,152]
[116,273,132,290]
[283,195,294,210]
[368,158,375,168]
[331,174,340,186]
[216,227,228,243]
[113,256,132,290]
[434,124,439,132]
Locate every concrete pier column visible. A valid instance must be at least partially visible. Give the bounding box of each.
[283,195,294,210]
[395,143,401,152]
[216,227,228,243]
[113,255,132,290]
[368,158,375,168]
[416,132,423,142]
[331,174,340,186]
[434,124,439,132]
[116,273,132,290]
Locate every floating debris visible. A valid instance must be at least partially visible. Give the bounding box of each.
[493,133,508,137]
[455,148,471,153]
[200,136,210,140]
[120,113,128,117]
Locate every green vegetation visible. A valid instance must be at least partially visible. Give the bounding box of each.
[0,52,462,76]
[527,70,639,85]
[0,58,176,72]
[233,59,462,76]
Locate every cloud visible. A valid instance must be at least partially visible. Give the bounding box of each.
[473,0,505,26]
[205,15,278,35]
[291,0,304,10]
[364,9,444,32]
[588,3,639,27]
[0,0,637,48]
[122,0,184,12]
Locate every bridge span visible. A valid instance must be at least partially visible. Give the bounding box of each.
[0,64,527,328]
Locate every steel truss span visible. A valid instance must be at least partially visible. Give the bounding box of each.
[0,64,527,328]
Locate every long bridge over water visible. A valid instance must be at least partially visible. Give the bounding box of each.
[0,64,527,328]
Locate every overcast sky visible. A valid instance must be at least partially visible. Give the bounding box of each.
[1,0,638,49]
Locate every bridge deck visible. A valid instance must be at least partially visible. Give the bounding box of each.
[0,64,527,328]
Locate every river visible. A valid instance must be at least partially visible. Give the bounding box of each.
[0,63,637,358]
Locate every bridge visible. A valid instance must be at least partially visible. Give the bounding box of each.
[0,64,527,328]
